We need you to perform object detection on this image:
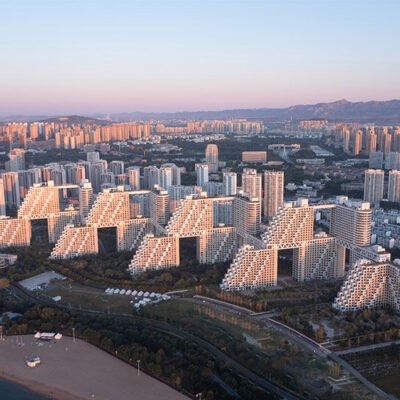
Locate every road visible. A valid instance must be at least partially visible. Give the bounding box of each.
[192,295,329,357]
[336,340,400,356]
[329,352,396,400]
[191,295,396,400]
[10,284,396,400]
[9,284,304,400]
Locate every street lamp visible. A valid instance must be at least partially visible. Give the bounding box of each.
[195,393,202,400]
[137,360,141,377]
[72,327,76,343]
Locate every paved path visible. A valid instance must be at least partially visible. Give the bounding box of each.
[336,340,400,356]
[11,285,395,399]
[10,284,304,400]
[191,295,395,400]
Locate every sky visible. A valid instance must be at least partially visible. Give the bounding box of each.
[0,0,400,115]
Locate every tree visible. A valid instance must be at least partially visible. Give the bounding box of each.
[155,348,165,364]
[0,278,10,289]
[315,325,326,342]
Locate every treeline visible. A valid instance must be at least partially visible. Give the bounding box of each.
[3,305,274,400]
[195,285,268,312]
[279,306,400,348]
[4,244,230,293]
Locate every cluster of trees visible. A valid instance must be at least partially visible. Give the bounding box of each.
[279,304,400,348]
[4,305,275,400]
[344,344,400,396]
[1,288,363,400]
[195,285,268,312]
[279,307,316,339]
[337,308,400,348]
[196,281,341,313]
[3,242,231,294]
[139,301,347,399]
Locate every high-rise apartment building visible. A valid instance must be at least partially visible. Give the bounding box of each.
[366,131,377,154]
[161,163,181,186]
[159,165,173,190]
[241,168,262,202]
[205,144,218,173]
[382,132,392,155]
[18,168,42,199]
[353,131,362,155]
[127,167,141,190]
[86,151,100,164]
[90,161,107,193]
[110,160,125,176]
[364,169,384,205]
[79,180,94,222]
[0,179,6,216]
[195,163,209,186]
[6,149,26,172]
[150,185,170,227]
[115,174,126,186]
[100,172,115,186]
[385,152,400,170]
[330,198,372,247]
[202,181,223,197]
[369,151,384,169]
[143,166,160,190]
[232,194,260,236]
[223,172,237,196]
[65,163,85,185]
[343,130,351,153]
[263,171,284,220]
[388,170,400,203]
[2,172,20,208]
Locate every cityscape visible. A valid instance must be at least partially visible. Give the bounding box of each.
[1,1,400,400]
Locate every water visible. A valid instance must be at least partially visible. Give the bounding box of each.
[0,379,50,399]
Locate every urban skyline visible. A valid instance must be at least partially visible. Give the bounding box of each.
[2,1,400,399]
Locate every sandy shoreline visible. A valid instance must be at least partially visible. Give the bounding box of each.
[0,371,84,399]
[0,335,188,400]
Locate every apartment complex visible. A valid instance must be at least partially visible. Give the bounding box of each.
[1,166,394,313]
[364,169,384,205]
[263,171,284,220]
[334,259,400,312]
[388,170,400,202]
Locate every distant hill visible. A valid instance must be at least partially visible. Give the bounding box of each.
[282,99,400,123]
[2,99,400,123]
[97,99,400,123]
[38,115,110,124]
[0,115,110,124]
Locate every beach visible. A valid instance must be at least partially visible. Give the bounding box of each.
[0,378,50,400]
[0,335,189,400]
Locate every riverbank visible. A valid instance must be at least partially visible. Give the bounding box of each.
[0,377,52,400]
[0,335,188,400]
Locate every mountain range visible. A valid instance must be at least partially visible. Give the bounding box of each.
[2,99,400,123]
[100,99,400,123]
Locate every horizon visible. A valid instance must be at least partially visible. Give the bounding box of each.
[1,0,400,115]
[1,97,400,119]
